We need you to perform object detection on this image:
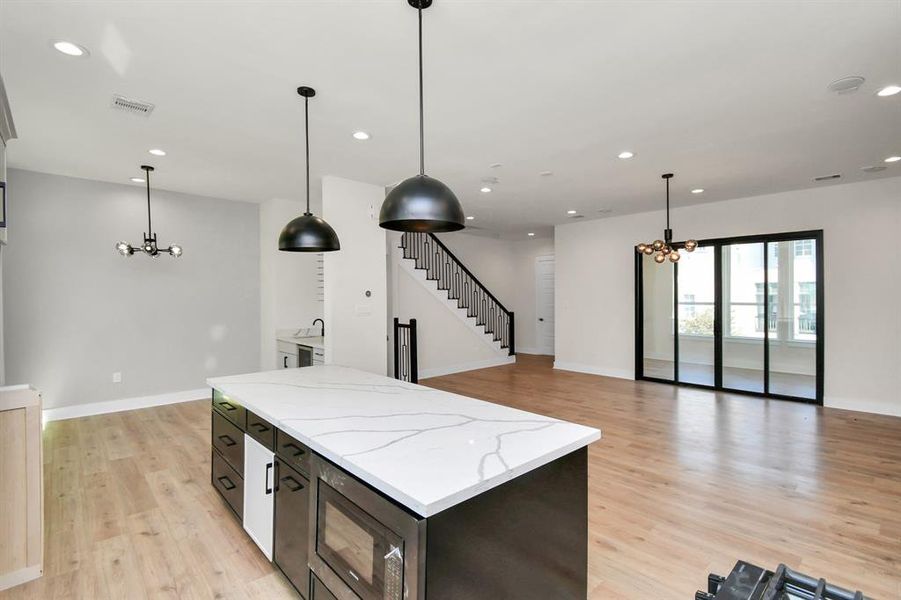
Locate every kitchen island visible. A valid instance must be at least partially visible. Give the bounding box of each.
[207,366,600,600]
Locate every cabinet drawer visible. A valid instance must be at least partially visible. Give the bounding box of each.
[212,409,244,477]
[310,574,341,600]
[276,429,312,476]
[246,410,275,451]
[212,389,245,429]
[212,449,243,520]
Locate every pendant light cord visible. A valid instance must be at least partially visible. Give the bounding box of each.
[145,169,153,237]
[305,95,311,215]
[418,2,425,176]
[665,175,670,230]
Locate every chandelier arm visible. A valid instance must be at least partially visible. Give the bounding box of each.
[418,1,425,176]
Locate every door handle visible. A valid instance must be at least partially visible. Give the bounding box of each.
[265,462,273,495]
[217,475,236,491]
[217,434,236,447]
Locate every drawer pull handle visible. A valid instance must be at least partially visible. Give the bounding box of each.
[250,422,269,433]
[283,442,306,457]
[219,401,236,411]
[217,475,236,491]
[217,434,236,447]
[280,475,305,492]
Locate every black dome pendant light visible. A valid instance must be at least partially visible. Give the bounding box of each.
[278,86,341,252]
[379,0,465,232]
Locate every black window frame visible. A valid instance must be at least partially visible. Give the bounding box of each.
[634,229,824,405]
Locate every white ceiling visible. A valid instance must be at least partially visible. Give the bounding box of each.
[2,0,900,237]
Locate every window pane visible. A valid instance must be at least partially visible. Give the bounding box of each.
[769,239,817,398]
[642,253,674,380]
[722,243,764,392]
[677,246,714,386]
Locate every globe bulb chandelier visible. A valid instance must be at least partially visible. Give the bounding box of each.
[116,165,182,258]
[378,0,465,232]
[636,173,697,264]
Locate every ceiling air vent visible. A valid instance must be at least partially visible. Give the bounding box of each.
[110,94,155,117]
[813,173,841,182]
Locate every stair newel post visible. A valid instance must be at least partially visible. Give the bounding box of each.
[509,312,515,356]
[393,317,400,380]
[409,318,418,384]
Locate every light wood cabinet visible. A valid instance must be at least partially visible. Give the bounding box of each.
[0,385,43,592]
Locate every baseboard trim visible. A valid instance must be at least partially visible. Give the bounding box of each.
[43,388,209,422]
[420,356,516,379]
[515,348,552,356]
[552,361,634,380]
[825,396,901,418]
[0,564,42,592]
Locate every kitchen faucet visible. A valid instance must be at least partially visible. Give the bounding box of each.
[312,318,324,338]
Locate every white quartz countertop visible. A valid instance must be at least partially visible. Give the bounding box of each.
[276,335,325,350]
[207,365,600,517]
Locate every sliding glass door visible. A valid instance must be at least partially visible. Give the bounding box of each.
[635,230,823,404]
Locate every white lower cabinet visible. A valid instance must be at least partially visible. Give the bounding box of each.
[243,434,274,559]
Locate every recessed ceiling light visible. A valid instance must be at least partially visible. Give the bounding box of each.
[691,188,705,194]
[480,187,492,193]
[148,148,166,156]
[130,177,145,183]
[52,40,89,57]
[527,232,535,237]
[885,156,901,163]
[352,131,370,140]
[567,210,577,215]
[466,216,475,220]
[827,75,865,94]
[617,151,635,159]
[876,85,901,97]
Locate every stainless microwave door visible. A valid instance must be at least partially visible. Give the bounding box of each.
[308,456,425,600]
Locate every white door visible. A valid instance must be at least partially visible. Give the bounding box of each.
[535,255,555,355]
[243,434,274,559]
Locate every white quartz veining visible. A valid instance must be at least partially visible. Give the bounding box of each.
[207,366,600,517]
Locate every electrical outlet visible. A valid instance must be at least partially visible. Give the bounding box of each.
[112,372,122,383]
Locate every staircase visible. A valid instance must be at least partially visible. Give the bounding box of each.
[399,232,515,356]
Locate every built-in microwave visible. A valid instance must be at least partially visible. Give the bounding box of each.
[308,455,425,600]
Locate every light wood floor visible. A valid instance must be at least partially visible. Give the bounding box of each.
[3,355,900,599]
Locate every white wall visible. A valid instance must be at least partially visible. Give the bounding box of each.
[555,176,901,416]
[2,169,260,409]
[322,176,387,375]
[259,197,323,370]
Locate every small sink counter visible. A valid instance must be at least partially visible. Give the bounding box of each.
[276,334,325,350]
[207,365,599,517]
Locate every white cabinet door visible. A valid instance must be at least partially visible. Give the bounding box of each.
[243,434,274,559]
[279,351,299,369]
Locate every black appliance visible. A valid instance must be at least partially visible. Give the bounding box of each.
[308,455,425,600]
[697,561,868,600]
